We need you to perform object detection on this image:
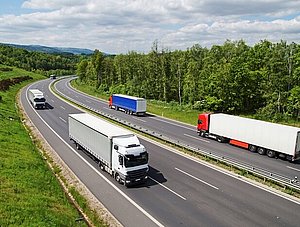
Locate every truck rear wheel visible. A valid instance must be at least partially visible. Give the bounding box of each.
[267,150,276,158]
[217,136,226,143]
[99,162,105,171]
[249,145,257,152]
[257,147,266,155]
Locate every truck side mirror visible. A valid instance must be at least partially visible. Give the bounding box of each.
[114,145,119,150]
[118,155,123,166]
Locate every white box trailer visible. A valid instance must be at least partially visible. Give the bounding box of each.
[198,113,300,161]
[69,113,149,186]
[28,89,46,109]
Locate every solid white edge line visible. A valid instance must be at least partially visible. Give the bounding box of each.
[175,167,219,190]
[65,79,108,105]
[149,177,186,200]
[132,116,147,123]
[152,117,195,132]
[286,166,300,172]
[138,134,300,206]
[24,82,164,227]
[184,133,210,143]
[55,78,300,206]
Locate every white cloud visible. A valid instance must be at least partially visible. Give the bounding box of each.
[0,0,299,53]
[22,0,87,10]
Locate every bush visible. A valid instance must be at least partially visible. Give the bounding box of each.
[0,66,13,72]
[0,76,32,91]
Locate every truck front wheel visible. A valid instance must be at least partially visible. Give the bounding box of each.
[199,131,205,137]
[115,173,121,184]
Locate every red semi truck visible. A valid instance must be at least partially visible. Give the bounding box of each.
[197,113,300,161]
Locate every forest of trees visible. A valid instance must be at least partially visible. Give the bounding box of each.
[0,44,80,76]
[76,40,300,122]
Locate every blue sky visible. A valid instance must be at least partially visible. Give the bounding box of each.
[0,0,300,53]
[0,0,30,15]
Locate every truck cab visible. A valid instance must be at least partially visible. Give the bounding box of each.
[108,96,113,108]
[112,135,149,186]
[197,113,210,136]
[28,89,46,109]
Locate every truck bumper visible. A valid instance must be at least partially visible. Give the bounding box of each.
[124,175,148,186]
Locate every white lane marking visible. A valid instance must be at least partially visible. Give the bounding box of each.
[51,99,54,102]
[138,136,300,205]
[103,107,112,110]
[175,167,219,190]
[59,117,67,123]
[25,84,164,227]
[52,79,300,205]
[149,177,186,201]
[287,166,300,172]
[66,80,108,105]
[184,133,210,143]
[132,116,146,123]
[60,106,66,110]
[86,100,91,103]
[152,117,195,132]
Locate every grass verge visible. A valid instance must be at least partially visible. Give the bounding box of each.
[0,67,102,226]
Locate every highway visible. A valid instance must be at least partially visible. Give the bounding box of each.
[21,78,300,227]
[55,77,300,180]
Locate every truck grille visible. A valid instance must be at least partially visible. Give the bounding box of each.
[127,168,148,180]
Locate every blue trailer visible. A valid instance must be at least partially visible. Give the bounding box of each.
[109,94,146,115]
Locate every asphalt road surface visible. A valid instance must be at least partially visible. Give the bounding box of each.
[20,78,300,227]
[55,77,300,181]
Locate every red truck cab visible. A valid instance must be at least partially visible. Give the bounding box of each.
[197,113,210,132]
[108,95,112,108]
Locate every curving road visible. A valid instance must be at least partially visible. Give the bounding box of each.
[21,78,300,227]
[55,77,300,180]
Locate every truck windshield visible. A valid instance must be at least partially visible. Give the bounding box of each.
[34,98,45,102]
[124,152,148,167]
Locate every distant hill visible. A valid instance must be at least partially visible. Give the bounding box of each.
[1,43,94,55]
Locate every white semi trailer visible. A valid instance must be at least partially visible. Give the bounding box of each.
[197,113,300,161]
[28,89,46,109]
[69,113,149,186]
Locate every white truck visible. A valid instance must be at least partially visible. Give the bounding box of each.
[198,113,300,161]
[69,113,149,186]
[28,89,46,109]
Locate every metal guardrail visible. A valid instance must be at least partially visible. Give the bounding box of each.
[54,84,300,192]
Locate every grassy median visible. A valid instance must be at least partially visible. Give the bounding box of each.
[0,66,87,226]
